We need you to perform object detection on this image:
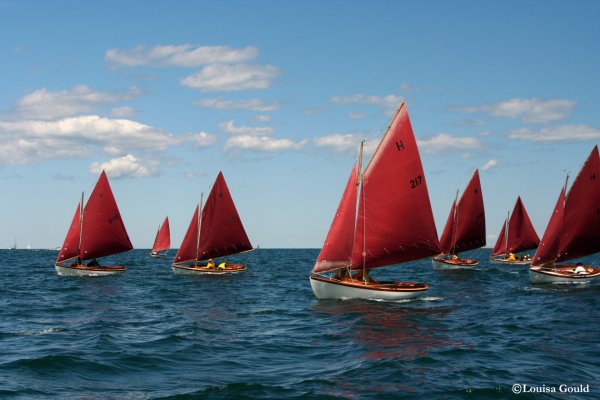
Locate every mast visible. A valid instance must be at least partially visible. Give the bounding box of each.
[78,192,84,262]
[358,140,367,277]
[504,210,510,254]
[451,189,459,255]
[196,193,203,263]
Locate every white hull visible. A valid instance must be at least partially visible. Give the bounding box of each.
[431,256,478,270]
[529,265,600,284]
[172,264,246,275]
[55,264,126,277]
[309,276,428,300]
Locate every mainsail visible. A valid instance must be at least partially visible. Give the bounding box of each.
[439,170,485,254]
[56,171,133,263]
[350,104,441,270]
[152,216,171,253]
[533,145,600,265]
[198,172,252,260]
[491,197,539,256]
[313,164,358,273]
[174,172,252,264]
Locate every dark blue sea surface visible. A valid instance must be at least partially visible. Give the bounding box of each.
[0,248,598,399]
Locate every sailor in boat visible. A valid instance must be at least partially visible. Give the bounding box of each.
[574,263,589,275]
[205,259,215,269]
[507,253,516,262]
[87,258,100,267]
[351,269,378,284]
[218,261,227,269]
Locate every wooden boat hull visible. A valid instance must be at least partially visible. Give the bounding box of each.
[55,264,126,277]
[529,265,600,284]
[431,255,479,270]
[172,264,247,275]
[490,256,532,266]
[309,275,428,300]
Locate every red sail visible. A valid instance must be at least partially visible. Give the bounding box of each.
[505,197,539,254]
[152,216,171,253]
[558,145,600,262]
[533,187,565,266]
[491,219,507,257]
[313,164,358,273]
[451,170,485,253]
[174,205,199,264]
[80,171,133,260]
[198,172,252,260]
[351,104,441,270]
[439,200,457,254]
[57,203,81,262]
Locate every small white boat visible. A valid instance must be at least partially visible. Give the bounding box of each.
[55,171,133,277]
[529,265,600,284]
[432,170,485,270]
[529,146,600,284]
[310,104,439,300]
[172,172,252,276]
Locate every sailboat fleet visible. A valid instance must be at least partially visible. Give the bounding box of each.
[48,103,599,295]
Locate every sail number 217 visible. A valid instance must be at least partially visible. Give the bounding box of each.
[410,175,422,189]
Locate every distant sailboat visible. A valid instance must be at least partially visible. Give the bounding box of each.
[529,146,600,283]
[150,216,170,257]
[55,171,133,277]
[172,171,252,275]
[310,103,440,300]
[431,170,485,270]
[490,196,539,265]
[9,238,16,250]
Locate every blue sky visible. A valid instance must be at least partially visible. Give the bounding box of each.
[1,0,599,249]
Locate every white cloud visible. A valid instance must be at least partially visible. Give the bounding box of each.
[331,94,404,109]
[453,98,576,124]
[90,154,157,179]
[313,133,379,156]
[219,120,274,137]
[15,85,142,120]
[417,133,480,154]
[482,159,498,171]
[105,44,258,67]
[255,115,271,122]
[508,124,600,142]
[197,98,279,112]
[111,106,136,117]
[0,115,216,166]
[348,112,366,120]
[181,64,280,91]
[225,135,307,152]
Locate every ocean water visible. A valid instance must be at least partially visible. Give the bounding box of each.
[0,248,598,399]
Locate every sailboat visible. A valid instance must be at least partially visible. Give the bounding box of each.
[490,197,539,265]
[9,238,16,250]
[172,171,252,275]
[55,171,133,277]
[431,170,485,270]
[529,146,600,283]
[150,216,170,257]
[310,103,440,300]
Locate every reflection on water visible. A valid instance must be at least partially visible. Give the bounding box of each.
[312,301,456,361]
